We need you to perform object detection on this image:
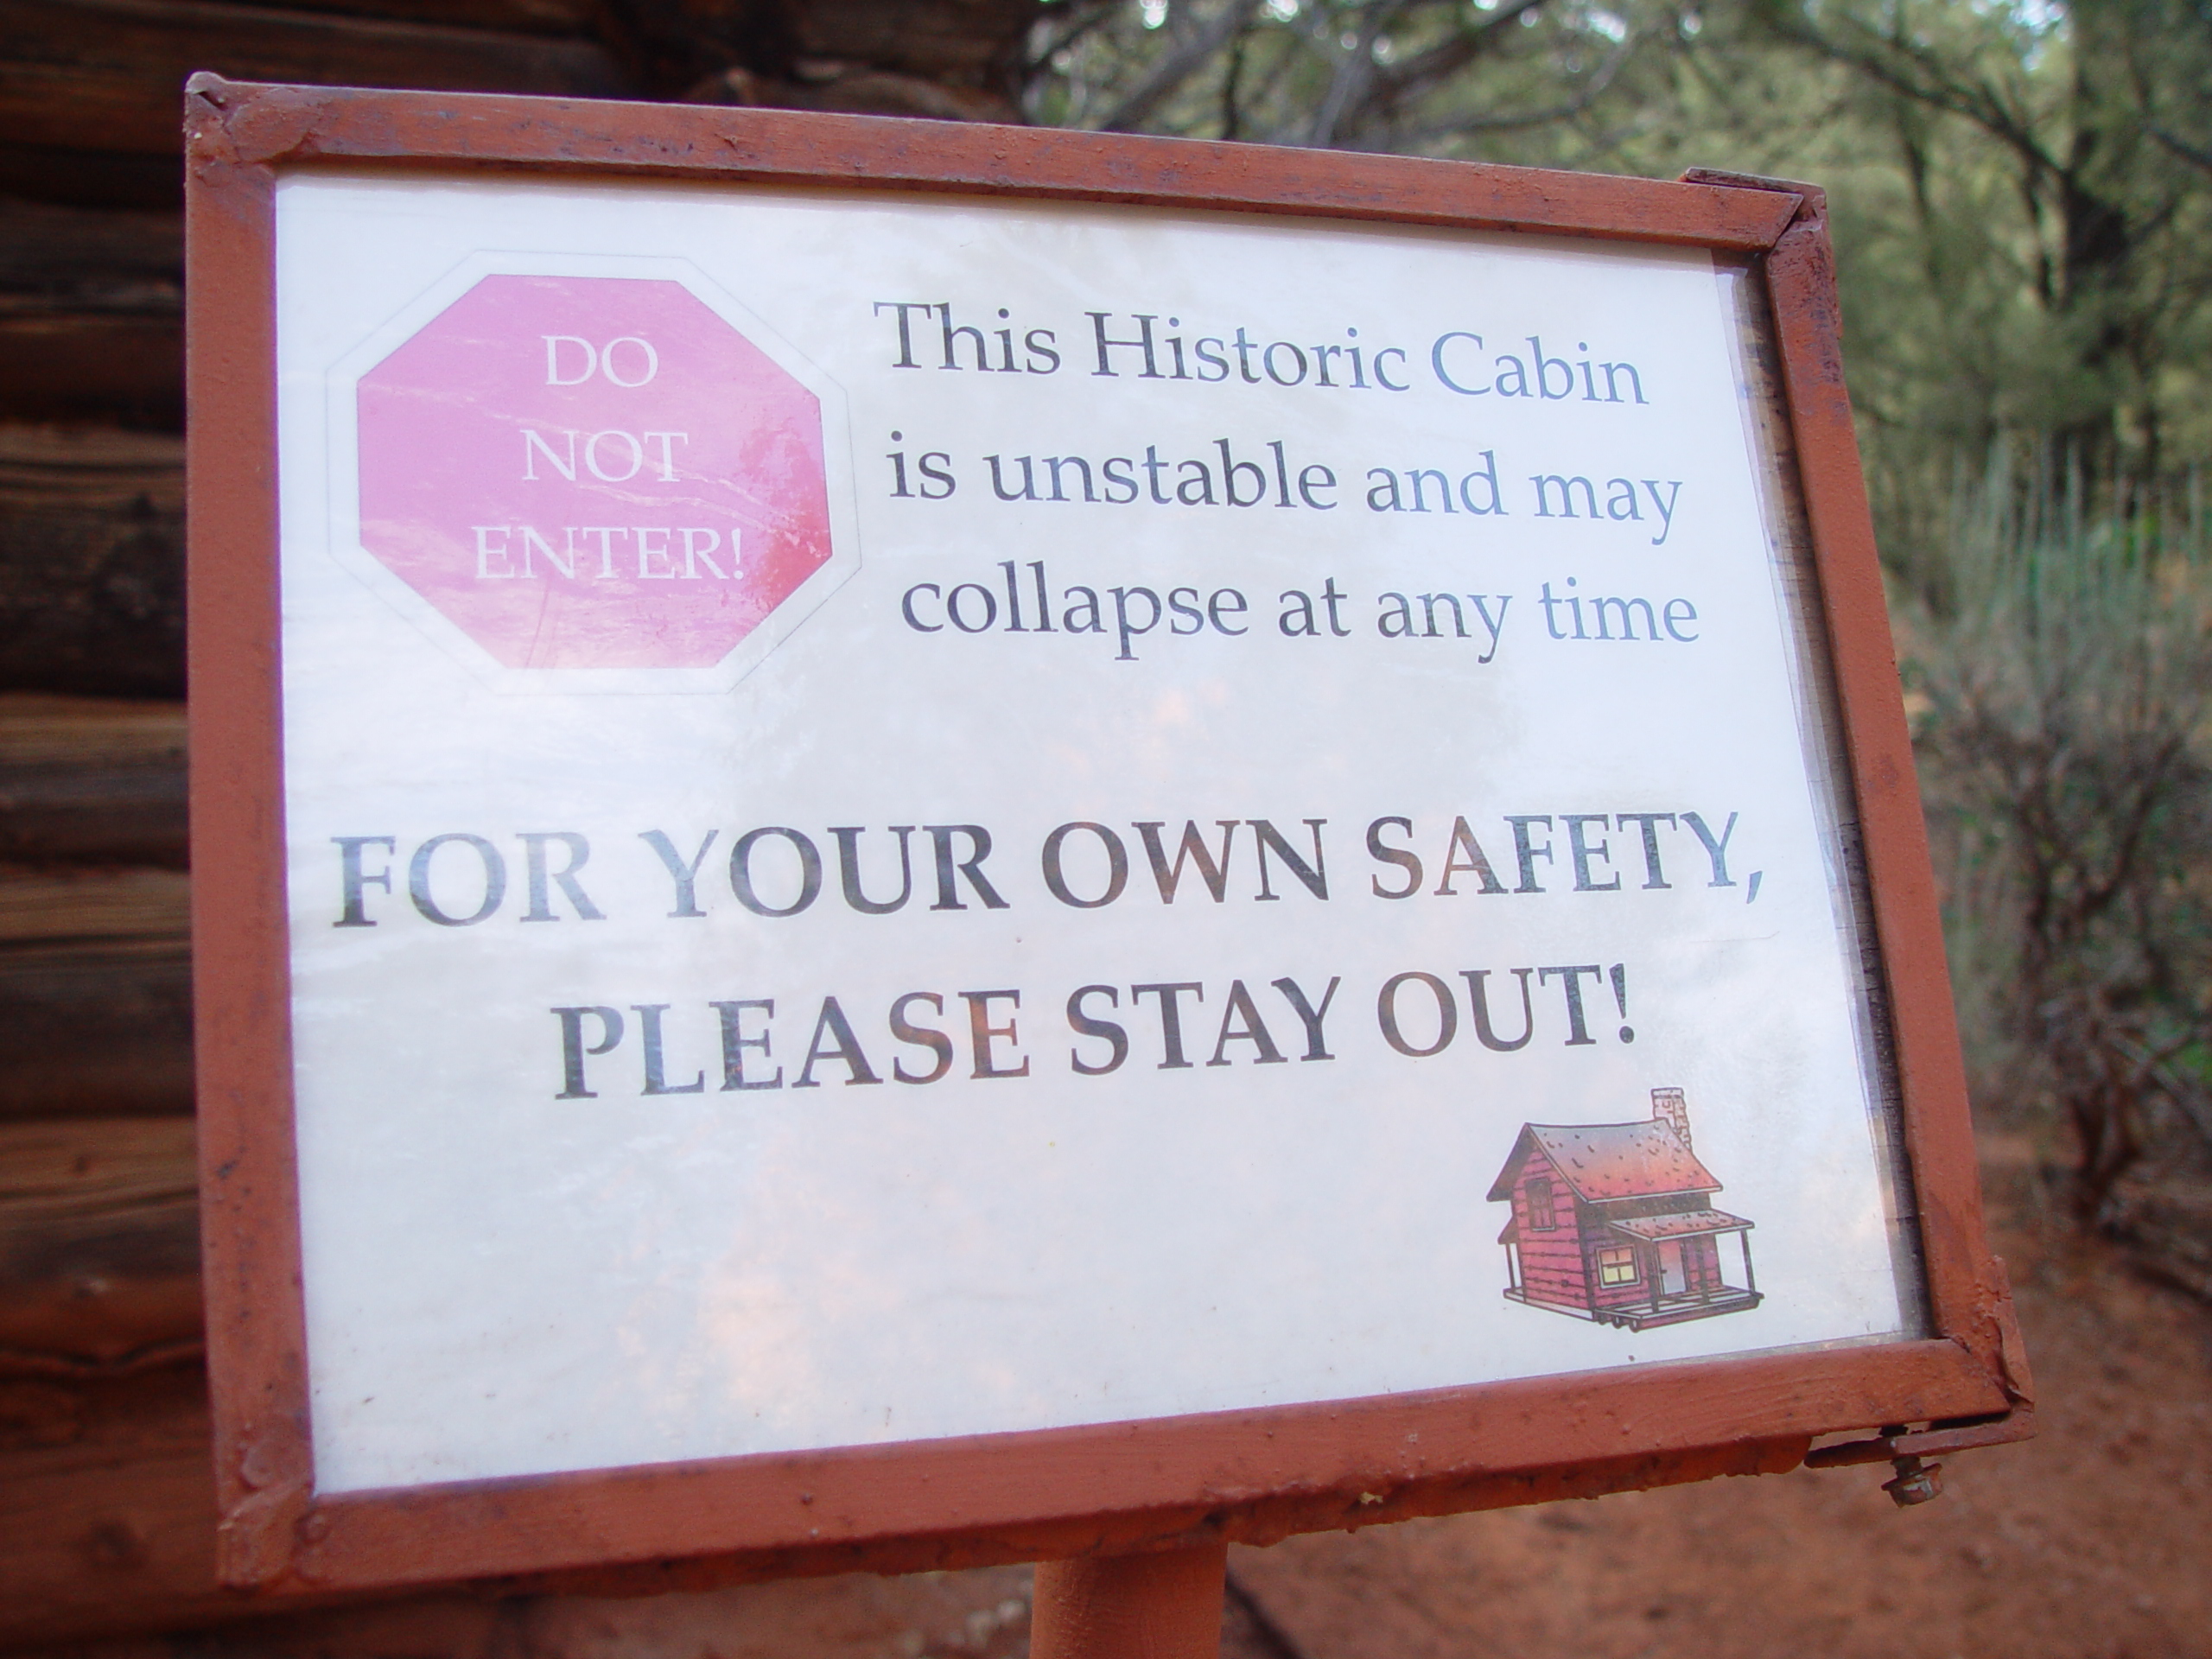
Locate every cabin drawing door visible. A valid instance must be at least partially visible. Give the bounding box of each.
[1657,1241,1688,1295]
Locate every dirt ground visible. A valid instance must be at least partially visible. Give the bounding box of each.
[60,1134,2212,1659]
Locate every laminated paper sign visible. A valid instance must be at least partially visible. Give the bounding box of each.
[270,174,1922,1495]
[267,170,1930,1499]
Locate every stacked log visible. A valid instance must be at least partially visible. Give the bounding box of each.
[0,4,1035,1646]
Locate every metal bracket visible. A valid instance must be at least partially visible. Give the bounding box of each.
[1802,1407,2036,1503]
[1802,1406,2037,1470]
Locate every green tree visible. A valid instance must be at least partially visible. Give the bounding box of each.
[1747,0,2212,477]
[1027,0,1652,150]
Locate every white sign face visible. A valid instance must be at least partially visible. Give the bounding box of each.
[274,173,1921,1497]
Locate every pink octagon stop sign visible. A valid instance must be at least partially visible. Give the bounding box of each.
[356,275,832,671]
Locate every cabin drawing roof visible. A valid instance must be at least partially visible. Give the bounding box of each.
[1606,1207,1752,1241]
[1484,1120,1723,1205]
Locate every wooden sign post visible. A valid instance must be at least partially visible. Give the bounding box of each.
[185,75,2030,1646]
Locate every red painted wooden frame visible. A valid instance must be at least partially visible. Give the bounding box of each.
[186,76,2031,1599]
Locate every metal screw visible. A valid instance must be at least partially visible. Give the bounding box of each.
[1882,1452,1943,1507]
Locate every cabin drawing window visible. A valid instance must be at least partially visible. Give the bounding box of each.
[1595,1246,1639,1287]
[1524,1177,1557,1230]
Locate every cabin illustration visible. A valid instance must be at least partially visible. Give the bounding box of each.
[1486,1088,1761,1331]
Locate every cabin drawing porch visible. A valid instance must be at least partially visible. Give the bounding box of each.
[1486,1088,1761,1332]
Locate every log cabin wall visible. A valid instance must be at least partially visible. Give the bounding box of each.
[0,5,1031,1648]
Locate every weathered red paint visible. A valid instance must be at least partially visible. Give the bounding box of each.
[1032,1542,1230,1659]
[186,79,2028,1600]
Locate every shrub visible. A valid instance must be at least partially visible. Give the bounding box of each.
[1904,454,2212,1221]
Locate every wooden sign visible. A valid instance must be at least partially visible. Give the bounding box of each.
[185,76,2031,1598]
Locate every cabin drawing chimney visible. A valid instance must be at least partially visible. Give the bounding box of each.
[1650,1087,1690,1147]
